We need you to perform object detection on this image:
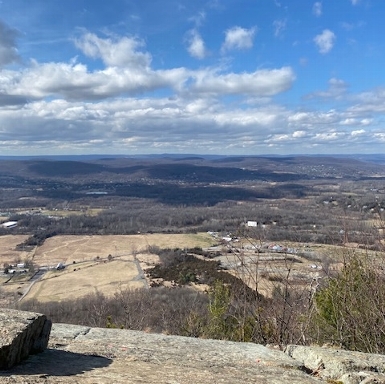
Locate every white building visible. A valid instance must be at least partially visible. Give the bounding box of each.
[1,221,17,229]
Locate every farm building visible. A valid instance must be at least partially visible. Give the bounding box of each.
[1,221,18,229]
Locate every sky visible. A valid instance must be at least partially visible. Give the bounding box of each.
[0,0,384,156]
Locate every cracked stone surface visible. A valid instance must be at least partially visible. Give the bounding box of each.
[2,321,385,383]
[1,324,321,384]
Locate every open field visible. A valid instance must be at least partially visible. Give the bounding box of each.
[33,233,216,266]
[1,232,216,303]
[25,259,144,302]
[3,232,384,304]
[0,235,31,265]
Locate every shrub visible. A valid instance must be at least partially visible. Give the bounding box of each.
[312,253,385,353]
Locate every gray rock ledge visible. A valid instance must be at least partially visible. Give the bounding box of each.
[0,309,51,370]
[2,320,385,383]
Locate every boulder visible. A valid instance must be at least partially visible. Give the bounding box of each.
[285,344,385,382]
[0,308,51,369]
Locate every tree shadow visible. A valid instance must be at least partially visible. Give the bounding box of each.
[0,349,112,377]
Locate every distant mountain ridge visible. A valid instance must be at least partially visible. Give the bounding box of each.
[0,153,384,164]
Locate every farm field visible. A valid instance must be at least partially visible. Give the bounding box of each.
[33,232,215,266]
[1,232,217,303]
[3,231,384,304]
[26,259,144,302]
[0,235,31,265]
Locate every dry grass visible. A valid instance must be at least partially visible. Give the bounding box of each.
[9,232,215,303]
[26,259,143,302]
[0,235,31,265]
[33,233,215,266]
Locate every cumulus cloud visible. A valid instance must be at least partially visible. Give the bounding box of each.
[0,29,296,102]
[351,129,365,136]
[0,88,382,155]
[292,130,307,138]
[288,110,340,128]
[1,62,295,102]
[306,78,348,100]
[0,61,191,101]
[0,96,289,154]
[313,131,342,141]
[221,26,257,52]
[191,67,295,96]
[0,20,21,67]
[314,29,336,54]
[348,88,385,113]
[186,30,206,59]
[74,32,151,68]
[0,24,382,155]
[313,2,322,17]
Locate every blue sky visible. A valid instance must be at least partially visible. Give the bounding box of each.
[0,0,384,155]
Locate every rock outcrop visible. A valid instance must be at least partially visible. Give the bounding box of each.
[2,311,385,383]
[285,344,385,384]
[0,309,51,370]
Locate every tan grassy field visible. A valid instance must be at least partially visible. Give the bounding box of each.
[26,259,144,302]
[0,235,31,265]
[33,233,215,266]
[11,232,214,302]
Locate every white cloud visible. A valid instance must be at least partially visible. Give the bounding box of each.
[361,118,372,125]
[221,26,257,52]
[0,23,384,155]
[0,88,383,155]
[313,131,342,141]
[186,30,206,59]
[306,77,348,100]
[314,29,336,54]
[0,61,193,102]
[374,133,385,142]
[0,29,295,103]
[350,0,360,5]
[0,20,21,67]
[292,130,307,138]
[340,118,357,125]
[348,88,385,113]
[273,19,286,37]
[191,67,295,96]
[0,96,289,154]
[74,32,151,68]
[313,2,322,17]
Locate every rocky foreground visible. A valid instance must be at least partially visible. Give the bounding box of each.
[2,309,385,383]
